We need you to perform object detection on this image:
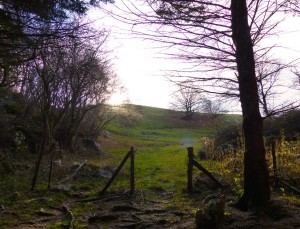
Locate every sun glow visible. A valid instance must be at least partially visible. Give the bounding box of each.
[90,5,300,111]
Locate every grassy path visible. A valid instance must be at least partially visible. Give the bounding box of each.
[102,106,214,192]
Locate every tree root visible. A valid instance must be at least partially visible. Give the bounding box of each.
[63,205,75,229]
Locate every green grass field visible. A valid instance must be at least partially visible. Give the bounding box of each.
[98,105,217,193]
[0,105,240,202]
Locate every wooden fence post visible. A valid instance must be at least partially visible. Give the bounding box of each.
[187,147,194,193]
[271,141,278,187]
[130,146,135,195]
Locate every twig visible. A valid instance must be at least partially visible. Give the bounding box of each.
[57,160,87,184]
[131,212,143,221]
[63,205,75,229]
[140,190,144,203]
[76,195,123,203]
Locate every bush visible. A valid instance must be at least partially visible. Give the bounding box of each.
[280,110,300,139]
[0,115,15,148]
[214,123,242,149]
[264,109,300,141]
[115,104,143,127]
[0,88,43,153]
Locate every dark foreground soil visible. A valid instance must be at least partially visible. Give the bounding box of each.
[1,185,300,229]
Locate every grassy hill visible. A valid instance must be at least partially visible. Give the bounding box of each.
[97,105,235,192]
[0,105,240,200]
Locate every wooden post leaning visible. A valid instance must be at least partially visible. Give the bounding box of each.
[100,147,135,195]
[187,146,223,193]
[192,160,223,188]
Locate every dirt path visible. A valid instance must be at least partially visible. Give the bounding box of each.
[2,187,299,229]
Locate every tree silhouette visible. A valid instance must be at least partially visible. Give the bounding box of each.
[0,0,113,87]
[104,0,300,210]
[170,82,203,120]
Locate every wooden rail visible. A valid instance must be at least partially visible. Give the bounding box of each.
[187,147,223,193]
[100,147,135,195]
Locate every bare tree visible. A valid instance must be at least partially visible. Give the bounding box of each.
[170,82,203,120]
[21,23,114,190]
[201,98,227,119]
[292,69,300,97]
[103,1,299,108]
[256,58,299,117]
[101,0,300,210]
[58,41,114,150]
[80,104,116,138]
[26,42,66,190]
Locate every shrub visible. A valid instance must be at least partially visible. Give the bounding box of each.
[202,137,215,159]
[280,110,300,139]
[214,123,242,149]
[115,104,143,127]
[0,115,15,148]
[264,109,300,141]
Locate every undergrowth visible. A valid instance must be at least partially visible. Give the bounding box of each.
[205,130,300,197]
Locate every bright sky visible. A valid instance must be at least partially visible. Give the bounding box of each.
[88,5,175,109]
[108,36,173,108]
[88,3,300,111]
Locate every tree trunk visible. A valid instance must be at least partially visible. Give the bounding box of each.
[231,0,270,210]
[31,127,49,190]
[31,103,51,190]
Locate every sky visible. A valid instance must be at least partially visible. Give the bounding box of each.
[107,36,173,108]
[88,4,175,109]
[88,2,300,111]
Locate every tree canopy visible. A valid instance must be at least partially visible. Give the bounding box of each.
[0,0,113,87]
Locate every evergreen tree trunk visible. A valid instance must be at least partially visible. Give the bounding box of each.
[231,0,270,210]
